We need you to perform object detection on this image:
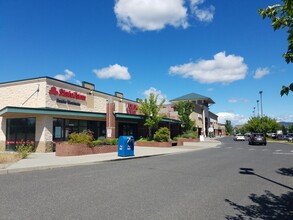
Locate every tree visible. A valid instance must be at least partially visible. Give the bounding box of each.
[259,0,293,95]
[225,120,233,135]
[174,101,195,132]
[138,93,165,138]
[288,123,293,133]
[242,116,281,134]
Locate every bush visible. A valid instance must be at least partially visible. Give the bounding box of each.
[110,138,118,145]
[179,131,197,139]
[68,130,94,146]
[16,143,34,159]
[154,127,170,142]
[92,137,118,146]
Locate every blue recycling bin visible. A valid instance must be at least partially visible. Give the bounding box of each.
[118,136,134,157]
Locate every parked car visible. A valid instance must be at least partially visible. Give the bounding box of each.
[248,133,267,145]
[234,134,245,141]
[285,134,293,142]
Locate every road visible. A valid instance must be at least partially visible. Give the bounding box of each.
[0,137,292,220]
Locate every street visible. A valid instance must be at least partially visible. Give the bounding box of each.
[0,137,292,220]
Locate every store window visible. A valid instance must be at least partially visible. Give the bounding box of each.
[53,118,106,142]
[6,118,36,151]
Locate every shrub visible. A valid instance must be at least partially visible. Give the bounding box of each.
[92,137,118,146]
[16,143,34,159]
[68,130,94,146]
[179,131,198,139]
[110,138,118,145]
[154,127,170,142]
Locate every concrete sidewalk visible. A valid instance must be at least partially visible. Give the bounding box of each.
[0,138,221,175]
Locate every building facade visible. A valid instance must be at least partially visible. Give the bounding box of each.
[0,77,180,152]
[0,77,221,153]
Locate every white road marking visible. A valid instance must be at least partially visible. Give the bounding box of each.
[249,148,255,151]
[273,152,293,155]
[262,149,268,151]
[275,150,282,152]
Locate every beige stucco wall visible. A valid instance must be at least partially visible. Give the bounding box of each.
[35,115,53,152]
[0,79,47,109]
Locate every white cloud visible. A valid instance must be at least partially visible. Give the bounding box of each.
[93,64,131,80]
[228,98,250,103]
[143,87,168,104]
[190,0,215,22]
[217,112,248,126]
[254,67,270,79]
[272,114,293,122]
[54,69,75,81]
[114,0,188,32]
[114,0,215,32]
[169,52,248,84]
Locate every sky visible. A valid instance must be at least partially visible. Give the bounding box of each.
[1,0,293,125]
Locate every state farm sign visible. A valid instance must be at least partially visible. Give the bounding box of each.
[49,86,86,101]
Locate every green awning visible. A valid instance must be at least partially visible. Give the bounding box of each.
[115,113,180,124]
[0,106,106,118]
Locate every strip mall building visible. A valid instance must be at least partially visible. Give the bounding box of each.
[0,77,224,152]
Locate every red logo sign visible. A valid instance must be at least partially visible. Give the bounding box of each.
[126,103,137,114]
[49,86,86,101]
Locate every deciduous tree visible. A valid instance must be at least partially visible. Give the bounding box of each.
[242,116,281,134]
[174,101,195,132]
[138,93,165,138]
[225,120,233,135]
[259,0,293,95]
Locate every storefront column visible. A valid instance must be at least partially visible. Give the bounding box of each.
[35,115,53,152]
[202,109,206,137]
[106,101,116,139]
[0,117,5,151]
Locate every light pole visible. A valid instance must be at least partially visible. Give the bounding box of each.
[253,107,255,117]
[257,100,259,117]
[259,91,263,117]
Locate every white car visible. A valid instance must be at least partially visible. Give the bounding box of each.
[234,134,245,141]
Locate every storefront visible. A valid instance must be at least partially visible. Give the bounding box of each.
[0,77,180,152]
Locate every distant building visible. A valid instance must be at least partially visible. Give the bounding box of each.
[160,93,223,137]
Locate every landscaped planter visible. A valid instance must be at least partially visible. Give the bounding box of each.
[56,142,117,156]
[135,141,176,148]
[176,138,199,146]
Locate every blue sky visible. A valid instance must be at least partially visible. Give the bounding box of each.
[1,0,292,125]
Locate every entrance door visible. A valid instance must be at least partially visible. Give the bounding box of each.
[118,123,138,140]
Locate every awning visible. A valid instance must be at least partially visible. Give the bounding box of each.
[115,113,180,124]
[0,106,106,119]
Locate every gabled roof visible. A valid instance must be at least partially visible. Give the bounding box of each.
[170,93,215,104]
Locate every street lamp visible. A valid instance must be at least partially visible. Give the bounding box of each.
[257,100,259,117]
[253,107,255,117]
[259,91,263,117]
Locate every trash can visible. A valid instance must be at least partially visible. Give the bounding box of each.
[118,136,134,157]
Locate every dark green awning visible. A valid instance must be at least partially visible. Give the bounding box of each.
[0,106,106,118]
